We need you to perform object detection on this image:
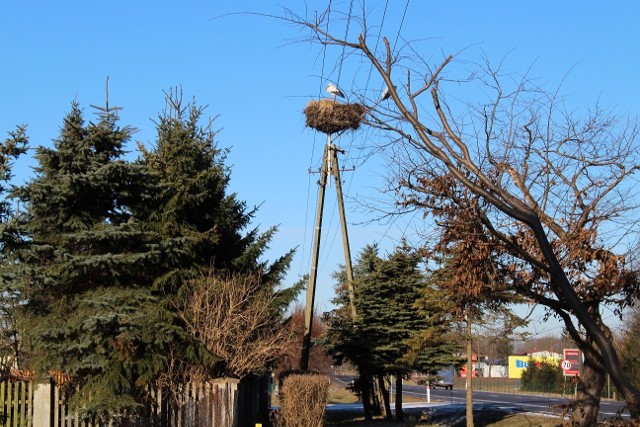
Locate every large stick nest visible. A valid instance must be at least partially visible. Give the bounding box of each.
[304,99,366,134]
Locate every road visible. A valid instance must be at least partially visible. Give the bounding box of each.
[333,375,629,420]
[406,384,627,419]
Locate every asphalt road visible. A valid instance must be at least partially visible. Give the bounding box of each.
[333,375,629,420]
[407,384,627,418]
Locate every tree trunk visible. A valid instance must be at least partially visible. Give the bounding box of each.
[258,373,271,426]
[466,315,474,427]
[376,373,392,420]
[529,219,640,420]
[371,375,382,416]
[572,349,605,426]
[395,374,404,421]
[360,373,373,421]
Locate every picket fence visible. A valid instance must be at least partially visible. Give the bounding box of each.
[0,378,255,427]
[0,380,33,426]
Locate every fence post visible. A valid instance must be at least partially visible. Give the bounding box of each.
[33,382,52,427]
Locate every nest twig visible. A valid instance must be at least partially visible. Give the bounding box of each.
[304,99,366,134]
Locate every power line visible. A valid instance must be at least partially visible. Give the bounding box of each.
[304,1,411,287]
[336,0,354,86]
[392,0,410,53]
[299,3,333,279]
[315,0,356,278]
[342,0,390,188]
[363,0,389,95]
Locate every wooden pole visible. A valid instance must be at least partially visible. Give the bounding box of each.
[300,140,330,371]
[330,145,357,318]
[300,136,358,370]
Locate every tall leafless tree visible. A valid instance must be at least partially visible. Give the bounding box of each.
[289,7,640,424]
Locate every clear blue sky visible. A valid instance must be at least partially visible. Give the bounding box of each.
[1,1,637,337]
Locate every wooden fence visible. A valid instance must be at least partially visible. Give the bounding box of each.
[0,377,259,427]
[0,380,34,426]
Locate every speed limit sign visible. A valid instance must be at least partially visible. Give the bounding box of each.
[563,349,580,376]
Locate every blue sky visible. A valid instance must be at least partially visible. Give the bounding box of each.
[1,1,637,337]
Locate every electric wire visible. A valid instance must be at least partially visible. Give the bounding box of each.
[323,1,408,278]
[359,0,412,253]
[342,0,389,193]
[363,0,389,95]
[392,0,410,53]
[317,0,355,275]
[299,3,332,280]
[306,1,412,299]
[336,0,354,87]
[345,0,390,218]
[342,0,399,256]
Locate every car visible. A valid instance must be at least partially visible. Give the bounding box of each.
[430,380,453,390]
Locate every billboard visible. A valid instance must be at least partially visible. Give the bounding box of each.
[508,356,530,379]
[508,352,562,379]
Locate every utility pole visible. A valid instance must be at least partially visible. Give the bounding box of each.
[331,143,357,319]
[300,134,356,371]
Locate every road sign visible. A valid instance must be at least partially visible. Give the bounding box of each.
[563,348,581,376]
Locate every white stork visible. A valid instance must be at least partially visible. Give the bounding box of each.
[381,85,396,101]
[326,82,345,99]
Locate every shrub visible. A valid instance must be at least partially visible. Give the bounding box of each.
[521,358,565,394]
[279,374,330,427]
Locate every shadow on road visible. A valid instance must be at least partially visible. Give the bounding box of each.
[325,403,539,426]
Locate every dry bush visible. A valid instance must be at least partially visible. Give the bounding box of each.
[280,374,330,427]
[275,305,332,376]
[304,99,366,134]
[177,270,299,379]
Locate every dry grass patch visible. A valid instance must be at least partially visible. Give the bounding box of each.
[327,382,359,404]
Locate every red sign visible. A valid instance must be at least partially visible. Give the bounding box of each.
[562,349,581,376]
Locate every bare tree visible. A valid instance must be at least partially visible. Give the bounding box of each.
[472,313,520,375]
[275,305,332,375]
[0,290,24,374]
[177,270,299,380]
[289,7,640,424]
[618,304,640,390]
[517,334,571,356]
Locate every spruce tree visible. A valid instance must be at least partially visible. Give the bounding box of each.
[137,92,296,297]
[327,242,458,420]
[360,242,459,420]
[136,92,301,377]
[0,126,28,372]
[10,93,301,418]
[11,102,178,414]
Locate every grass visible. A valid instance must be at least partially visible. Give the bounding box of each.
[327,383,359,404]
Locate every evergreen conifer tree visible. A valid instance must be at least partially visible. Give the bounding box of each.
[137,92,296,296]
[136,92,302,379]
[9,93,301,418]
[11,102,177,414]
[327,242,458,420]
[0,126,28,371]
